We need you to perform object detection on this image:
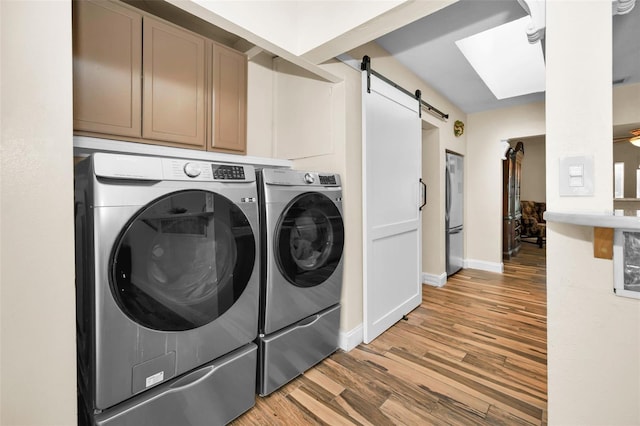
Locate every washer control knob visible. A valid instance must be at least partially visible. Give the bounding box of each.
[183,162,202,178]
[304,173,315,184]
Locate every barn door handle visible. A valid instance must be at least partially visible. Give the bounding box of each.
[419,179,427,211]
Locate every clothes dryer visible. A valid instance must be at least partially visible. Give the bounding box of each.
[75,153,259,425]
[256,168,344,395]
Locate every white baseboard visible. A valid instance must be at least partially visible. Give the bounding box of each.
[422,272,447,287]
[338,324,363,352]
[464,258,504,273]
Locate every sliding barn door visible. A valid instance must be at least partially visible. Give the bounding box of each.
[362,72,422,343]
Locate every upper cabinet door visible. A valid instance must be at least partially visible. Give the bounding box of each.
[73,0,142,137]
[142,17,206,148]
[211,43,247,153]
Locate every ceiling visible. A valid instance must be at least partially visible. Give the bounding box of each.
[374,0,640,129]
[148,0,640,137]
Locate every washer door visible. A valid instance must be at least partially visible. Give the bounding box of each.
[111,190,255,331]
[275,192,344,288]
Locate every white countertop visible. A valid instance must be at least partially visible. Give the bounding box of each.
[74,136,293,169]
[544,210,640,229]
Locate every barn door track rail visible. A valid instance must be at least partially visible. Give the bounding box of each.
[361,55,449,121]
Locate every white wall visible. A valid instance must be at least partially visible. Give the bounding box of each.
[0,1,77,424]
[546,2,639,424]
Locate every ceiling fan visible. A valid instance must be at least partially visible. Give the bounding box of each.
[614,128,640,144]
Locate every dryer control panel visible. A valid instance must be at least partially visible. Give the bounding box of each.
[262,168,341,187]
[318,175,337,185]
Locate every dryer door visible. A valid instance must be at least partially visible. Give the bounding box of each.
[275,192,344,288]
[111,190,255,331]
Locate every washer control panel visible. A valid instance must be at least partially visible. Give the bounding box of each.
[91,153,256,183]
[163,158,253,182]
[165,160,213,180]
[183,162,202,178]
[304,173,315,184]
[212,164,245,180]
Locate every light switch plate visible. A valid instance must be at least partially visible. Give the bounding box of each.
[559,156,594,196]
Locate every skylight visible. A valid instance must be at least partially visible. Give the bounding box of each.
[455,16,546,100]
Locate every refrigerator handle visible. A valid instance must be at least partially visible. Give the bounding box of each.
[445,166,452,221]
[419,178,427,211]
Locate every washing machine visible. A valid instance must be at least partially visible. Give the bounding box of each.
[256,168,344,396]
[75,153,259,425]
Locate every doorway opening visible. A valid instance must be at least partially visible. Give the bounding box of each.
[502,135,546,259]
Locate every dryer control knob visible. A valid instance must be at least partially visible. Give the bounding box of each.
[304,173,315,184]
[183,162,202,178]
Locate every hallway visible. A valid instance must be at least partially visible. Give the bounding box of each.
[233,244,547,425]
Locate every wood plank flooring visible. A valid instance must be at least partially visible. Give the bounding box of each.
[232,243,547,425]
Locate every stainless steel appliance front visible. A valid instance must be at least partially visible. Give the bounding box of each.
[256,168,344,395]
[75,153,259,424]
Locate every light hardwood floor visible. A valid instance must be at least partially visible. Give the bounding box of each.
[233,243,547,425]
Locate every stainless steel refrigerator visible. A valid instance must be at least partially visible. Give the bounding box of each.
[446,152,464,276]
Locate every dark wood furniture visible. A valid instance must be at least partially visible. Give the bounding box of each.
[521,200,546,248]
[503,141,524,259]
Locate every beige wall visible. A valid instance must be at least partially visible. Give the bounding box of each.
[466,102,545,268]
[0,1,77,425]
[614,82,640,126]
[246,51,275,158]
[339,43,468,332]
[613,83,640,206]
[611,82,640,201]
[347,42,468,282]
[546,2,639,424]
[271,58,361,335]
[517,136,546,203]
[613,141,640,199]
[465,29,640,423]
[273,58,336,159]
[270,42,469,337]
[465,85,640,273]
[422,125,446,278]
[4,1,637,422]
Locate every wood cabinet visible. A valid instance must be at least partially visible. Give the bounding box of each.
[72,0,247,154]
[503,142,524,259]
[142,16,206,148]
[72,0,142,137]
[210,43,247,153]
